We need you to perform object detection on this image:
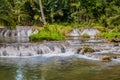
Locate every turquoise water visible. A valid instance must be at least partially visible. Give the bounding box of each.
[0,57,120,80]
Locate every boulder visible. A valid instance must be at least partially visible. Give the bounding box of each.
[77,46,94,54]
[102,55,111,61]
[76,48,82,54]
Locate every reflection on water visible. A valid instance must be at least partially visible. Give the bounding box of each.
[0,57,120,80]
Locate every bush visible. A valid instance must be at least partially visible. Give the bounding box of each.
[97,27,120,42]
[60,26,73,36]
[100,28,120,38]
[81,33,90,38]
[29,24,65,41]
[93,25,106,32]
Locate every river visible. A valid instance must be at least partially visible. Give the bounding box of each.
[1,56,120,80]
[1,28,120,80]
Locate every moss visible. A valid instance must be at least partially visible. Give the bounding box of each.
[81,33,90,38]
[82,46,94,53]
[77,46,94,54]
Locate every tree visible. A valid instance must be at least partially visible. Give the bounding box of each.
[39,0,46,24]
[0,0,16,29]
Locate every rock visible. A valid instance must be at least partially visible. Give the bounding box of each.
[102,55,111,61]
[112,56,117,59]
[82,46,94,54]
[28,53,32,56]
[77,46,94,54]
[108,38,120,43]
[76,48,82,54]
[2,50,8,56]
[114,43,119,47]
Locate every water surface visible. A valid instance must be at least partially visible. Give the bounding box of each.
[0,57,120,80]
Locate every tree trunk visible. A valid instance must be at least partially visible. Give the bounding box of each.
[39,0,46,24]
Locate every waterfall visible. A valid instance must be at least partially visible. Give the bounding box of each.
[0,42,72,57]
[1,39,120,62]
[70,28,81,37]
[0,26,38,42]
[81,28,99,38]
[69,28,99,39]
[2,27,120,62]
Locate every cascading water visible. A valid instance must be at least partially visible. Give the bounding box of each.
[0,41,75,57]
[0,26,38,42]
[81,28,99,38]
[68,28,99,40]
[70,28,81,37]
[1,27,120,63]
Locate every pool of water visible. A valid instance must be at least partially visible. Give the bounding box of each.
[0,57,120,80]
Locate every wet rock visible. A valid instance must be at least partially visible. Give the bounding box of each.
[37,50,43,54]
[102,55,111,62]
[77,46,94,54]
[76,48,82,54]
[108,38,120,43]
[114,43,119,47]
[49,46,55,51]
[2,50,8,56]
[28,53,32,56]
[94,49,100,52]
[112,56,117,59]
[20,53,22,56]
[61,47,66,53]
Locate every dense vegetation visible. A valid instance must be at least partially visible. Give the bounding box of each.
[0,0,120,41]
[0,0,120,28]
[29,24,65,41]
[98,27,120,42]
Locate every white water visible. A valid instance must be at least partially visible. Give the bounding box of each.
[16,26,38,37]
[69,28,99,39]
[81,28,99,38]
[0,26,38,42]
[1,27,120,62]
[0,42,71,57]
[0,40,120,63]
[70,28,81,36]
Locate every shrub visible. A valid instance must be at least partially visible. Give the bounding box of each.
[93,25,106,32]
[81,33,90,38]
[29,24,65,41]
[60,26,73,36]
[97,27,120,42]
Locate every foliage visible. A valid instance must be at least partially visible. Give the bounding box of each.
[81,33,90,38]
[0,0,120,29]
[93,25,106,32]
[98,27,120,42]
[0,0,16,29]
[29,24,65,41]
